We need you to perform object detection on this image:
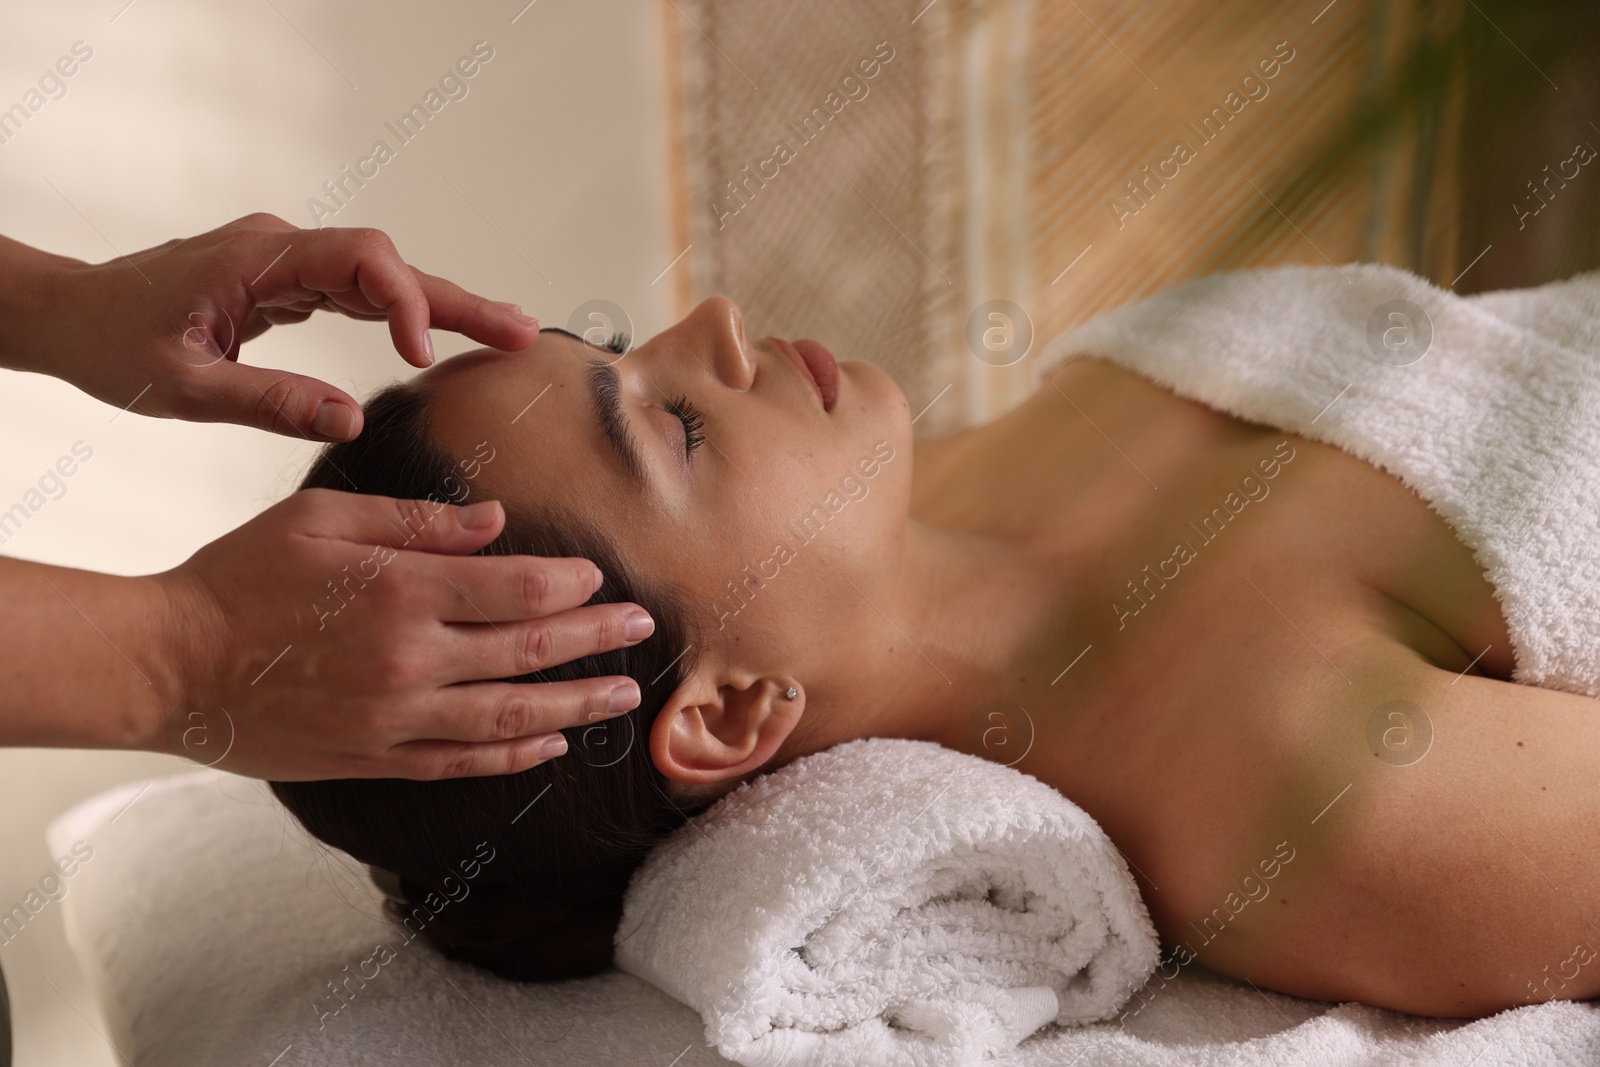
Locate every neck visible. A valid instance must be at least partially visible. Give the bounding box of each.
[810,518,1068,758]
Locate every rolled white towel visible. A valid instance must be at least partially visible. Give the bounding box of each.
[614,738,1160,1067]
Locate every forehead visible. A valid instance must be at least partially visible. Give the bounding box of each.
[420,332,585,422]
[417,334,605,514]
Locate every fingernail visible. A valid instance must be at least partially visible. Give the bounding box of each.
[539,733,568,760]
[493,301,537,327]
[602,682,641,717]
[311,400,356,440]
[592,567,605,595]
[421,330,434,365]
[623,608,655,644]
[457,500,501,529]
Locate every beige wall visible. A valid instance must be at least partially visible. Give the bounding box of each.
[0,2,672,1063]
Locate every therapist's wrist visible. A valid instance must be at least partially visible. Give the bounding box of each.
[0,558,191,754]
[134,568,225,760]
[90,572,193,755]
[0,238,91,378]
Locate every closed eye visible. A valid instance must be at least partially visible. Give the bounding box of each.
[561,326,702,474]
[663,395,706,457]
[577,330,704,460]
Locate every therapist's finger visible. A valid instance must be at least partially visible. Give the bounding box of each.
[415,552,604,623]
[169,359,365,441]
[277,227,432,366]
[382,732,571,781]
[292,489,506,556]
[410,267,540,352]
[412,677,642,746]
[243,227,531,367]
[436,603,655,684]
[293,487,646,627]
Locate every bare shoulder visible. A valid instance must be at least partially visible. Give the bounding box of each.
[1189,649,1600,1017]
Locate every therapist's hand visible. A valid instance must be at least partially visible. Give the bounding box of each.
[10,212,539,439]
[155,489,651,781]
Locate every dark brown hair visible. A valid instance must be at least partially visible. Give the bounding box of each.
[270,383,710,980]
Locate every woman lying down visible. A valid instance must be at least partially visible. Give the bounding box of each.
[273,287,1600,1020]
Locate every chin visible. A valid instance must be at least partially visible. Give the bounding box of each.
[838,359,912,438]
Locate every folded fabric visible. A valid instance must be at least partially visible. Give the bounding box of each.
[614,738,1160,1067]
[1043,263,1600,698]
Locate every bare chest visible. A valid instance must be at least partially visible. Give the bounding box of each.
[915,356,1516,920]
[912,358,1513,688]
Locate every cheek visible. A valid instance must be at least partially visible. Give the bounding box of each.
[645,360,913,627]
[841,361,912,435]
[687,457,906,622]
[766,373,911,555]
[735,362,911,517]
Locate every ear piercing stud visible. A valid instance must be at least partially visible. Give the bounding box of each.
[783,686,798,700]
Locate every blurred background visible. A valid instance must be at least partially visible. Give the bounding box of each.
[0,3,676,1064]
[1,0,1596,1063]
[670,0,1600,424]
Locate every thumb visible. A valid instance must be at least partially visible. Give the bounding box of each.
[181,360,365,442]
[292,489,506,556]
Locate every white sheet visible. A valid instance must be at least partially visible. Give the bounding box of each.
[49,739,1599,1065]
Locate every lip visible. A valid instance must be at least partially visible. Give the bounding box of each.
[773,337,839,413]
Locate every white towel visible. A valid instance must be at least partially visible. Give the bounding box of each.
[1043,262,1600,697]
[614,738,1161,1067]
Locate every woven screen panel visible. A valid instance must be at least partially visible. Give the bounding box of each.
[668,0,962,429]
[664,0,1451,430]
[1029,3,1380,348]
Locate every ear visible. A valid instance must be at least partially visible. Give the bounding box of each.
[649,672,804,785]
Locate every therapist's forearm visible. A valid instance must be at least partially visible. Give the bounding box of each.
[0,555,175,752]
[0,234,85,376]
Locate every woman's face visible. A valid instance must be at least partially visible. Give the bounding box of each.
[418,296,915,710]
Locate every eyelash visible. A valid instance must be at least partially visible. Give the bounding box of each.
[664,394,706,456]
[593,332,705,459]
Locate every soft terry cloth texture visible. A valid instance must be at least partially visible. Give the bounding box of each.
[1046,262,1600,697]
[49,765,1600,1067]
[614,738,1161,1067]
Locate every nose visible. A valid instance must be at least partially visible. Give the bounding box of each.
[678,296,756,391]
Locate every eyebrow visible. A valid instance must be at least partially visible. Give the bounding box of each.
[541,327,651,489]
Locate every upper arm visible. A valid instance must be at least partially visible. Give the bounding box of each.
[1247,665,1600,1016]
